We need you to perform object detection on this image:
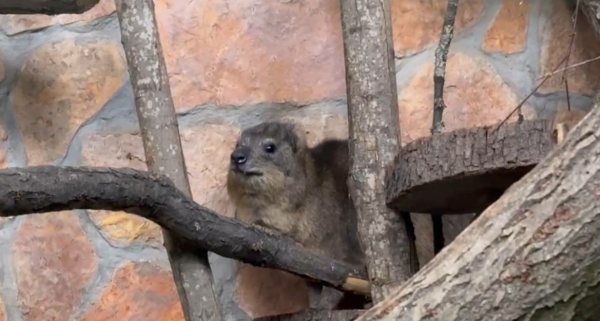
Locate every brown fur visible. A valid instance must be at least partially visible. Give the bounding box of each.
[226,121,367,309]
[549,105,589,144]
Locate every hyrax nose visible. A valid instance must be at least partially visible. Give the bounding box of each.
[231,148,249,165]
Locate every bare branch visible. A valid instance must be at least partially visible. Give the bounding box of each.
[431,0,459,135]
[114,0,223,319]
[0,166,370,297]
[339,0,413,302]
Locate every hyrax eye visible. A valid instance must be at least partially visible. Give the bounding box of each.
[263,143,277,153]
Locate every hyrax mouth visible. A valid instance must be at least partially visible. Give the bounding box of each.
[232,167,263,177]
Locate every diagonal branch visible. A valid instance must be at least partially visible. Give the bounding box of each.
[0,166,370,297]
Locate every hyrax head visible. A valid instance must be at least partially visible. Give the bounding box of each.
[226,122,309,199]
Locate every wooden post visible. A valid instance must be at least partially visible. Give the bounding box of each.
[114,0,223,320]
[338,0,413,302]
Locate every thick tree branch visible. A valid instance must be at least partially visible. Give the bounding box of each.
[356,100,600,320]
[0,0,99,15]
[431,0,458,135]
[114,0,223,319]
[0,166,369,297]
[339,0,414,303]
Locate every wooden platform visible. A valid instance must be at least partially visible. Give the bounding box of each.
[385,120,554,214]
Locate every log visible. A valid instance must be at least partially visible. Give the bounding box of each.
[114,0,223,319]
[255,310,364,321]
[385,120,554,214]
[0,166,369,296]
[0,0,99,15]
[355,100,600,320]
[339,0,413,302]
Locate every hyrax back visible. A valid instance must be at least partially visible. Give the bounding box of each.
[226,121,364,267]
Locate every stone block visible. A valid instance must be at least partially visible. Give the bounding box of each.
[13,211,98,321]
[392,0,483,57]
[12,38,126,166]
[154,0,347,110]
[483,0,530,54]
[398,51,533,144]
[80,261,184,321]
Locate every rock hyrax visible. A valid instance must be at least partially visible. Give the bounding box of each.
[226,121,366,310]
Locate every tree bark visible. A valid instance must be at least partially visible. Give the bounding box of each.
[0,0,98,14]
[355,101,600,320]
[255,310,364,321]
[114,1,222,320]
[339,0,413,302]
[0,166,369,296]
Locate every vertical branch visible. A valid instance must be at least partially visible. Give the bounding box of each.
[431,0,459,135]
[339,0,413,302]
[114,1,223,320]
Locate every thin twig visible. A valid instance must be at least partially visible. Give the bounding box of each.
[562,0,579,111]
[494,55,569,132]
[537,54,600,80]
[431,0,459,135]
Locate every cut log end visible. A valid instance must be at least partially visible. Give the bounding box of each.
[385,120,555,214]
[0,0,100,15]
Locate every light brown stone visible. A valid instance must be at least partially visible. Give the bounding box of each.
[539,0,600,95]
[154,0,347,110]
[13,211,97,321]
[81,261,184,321]
[483,0,530,54]
[391,0,484,57]
[410,213,435,269]
[398,51,531,144]
[0,0,115,35]
[237,264,309,318]
[280,113,349,147]
[0,295,5,321]
[12,38,126,166]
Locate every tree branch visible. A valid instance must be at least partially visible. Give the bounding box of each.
[0,0,99,15]
[356,100,600,320]
[431,0,458,135]
[0,166,369,297]
[114,0,223,319]
[339,0,414,302]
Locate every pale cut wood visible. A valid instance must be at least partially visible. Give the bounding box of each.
[114,0,223,320]
[0,0,98,14]
[339,0,413,303]
[355,100,600,320]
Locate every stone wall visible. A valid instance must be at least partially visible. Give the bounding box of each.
[0,0,597,320]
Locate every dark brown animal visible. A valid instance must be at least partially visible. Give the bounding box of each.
[226,121,367,310]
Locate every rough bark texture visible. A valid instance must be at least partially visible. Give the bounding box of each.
[0,166,368,295]
[386,120,554,214]
[339,0,413,303]
[0,0,98,14]
[577,0,600,38]
[255,310,364,321]
[114,1,222,319]
[355,101,600,320]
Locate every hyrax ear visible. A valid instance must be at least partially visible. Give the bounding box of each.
[284,122,308,154]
